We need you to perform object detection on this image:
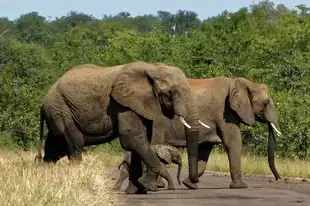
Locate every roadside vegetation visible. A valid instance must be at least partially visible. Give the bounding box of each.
[0,1,310,200]
[1,146,309,206]
[0,148,120,206]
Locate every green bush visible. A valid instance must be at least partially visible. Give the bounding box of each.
[0,2,309,159]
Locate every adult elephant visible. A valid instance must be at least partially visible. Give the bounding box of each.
[150,76,282,189]
[34,61,201,194]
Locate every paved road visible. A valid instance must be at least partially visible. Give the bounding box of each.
[110,168,310,206]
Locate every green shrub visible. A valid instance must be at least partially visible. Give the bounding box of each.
[0,3,309,159]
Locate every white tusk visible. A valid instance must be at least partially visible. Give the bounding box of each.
[270,123,282,136]
[180,116,191,129]
[199,120,210,128]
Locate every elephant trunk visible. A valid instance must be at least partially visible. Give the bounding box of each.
[176,156,182,185]
[184,100,199,184]
[267,122,281,180]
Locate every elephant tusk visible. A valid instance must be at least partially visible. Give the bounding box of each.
[180,116,191,129]
[270,123,282,136]
[199,120,210,129]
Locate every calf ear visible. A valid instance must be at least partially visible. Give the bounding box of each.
[229,78,255,125]
[154,145,173,164]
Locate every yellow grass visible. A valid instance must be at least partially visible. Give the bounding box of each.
[180,150,310,179]
[88,148,310,179]
[1,147,310,206]
[86,149,310,179]
[0,149,122,206]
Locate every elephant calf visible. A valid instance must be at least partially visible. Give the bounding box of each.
[113,144,182,191]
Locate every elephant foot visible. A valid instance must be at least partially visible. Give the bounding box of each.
[157,183,165,188]
[167,185,175,190]
[229,180,248,189]
[182,177,198,190]
[138,173,158,192]
[125,181,147,195]
[112,183,122,191]
[156,178,166,188]
[125,187,147,195]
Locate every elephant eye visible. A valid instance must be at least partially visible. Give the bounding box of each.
[162,91,172,101]
[263,100,270,106]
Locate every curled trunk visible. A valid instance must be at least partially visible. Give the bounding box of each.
[267,123,281,180]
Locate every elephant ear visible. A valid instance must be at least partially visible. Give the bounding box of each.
[111,62,162,120]
[153,145,173,164]
[229,78,255,125]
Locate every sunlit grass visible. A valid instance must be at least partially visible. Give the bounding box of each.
[180,149,310,179]
[90,147,310,179]
[0,149,121,206]
[1,146,309,206]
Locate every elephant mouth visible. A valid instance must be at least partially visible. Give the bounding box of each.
[255,114,266,123]
[158,92,211,129]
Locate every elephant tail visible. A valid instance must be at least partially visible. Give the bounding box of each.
[34,106,45,164]
[118,159,130,171]
[117,161,124,170]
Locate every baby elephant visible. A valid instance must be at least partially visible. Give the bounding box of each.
[113,144,182,191]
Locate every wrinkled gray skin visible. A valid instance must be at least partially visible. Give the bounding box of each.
[150,77,282,189]
[34,61,200,194]
[113,145,182,191]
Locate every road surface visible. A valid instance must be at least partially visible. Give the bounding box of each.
[110,168,310,206]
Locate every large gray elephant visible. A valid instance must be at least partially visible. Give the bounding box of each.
[34,61,202,194]
[126,76,282,189]
[113,144,182,191]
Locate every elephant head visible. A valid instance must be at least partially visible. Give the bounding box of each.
[153,145,183,185]
[229,77,281,180]
[111,62,199,186]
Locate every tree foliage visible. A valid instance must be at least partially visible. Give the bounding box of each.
[0,1,309,158]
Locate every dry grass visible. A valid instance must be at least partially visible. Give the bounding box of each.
[1,147,310,206]
[89,149,310,179]
[0,149,122,206]
[180,150,310,179]
[89,148,310,179]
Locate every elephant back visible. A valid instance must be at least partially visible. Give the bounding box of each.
[43,64,122,131]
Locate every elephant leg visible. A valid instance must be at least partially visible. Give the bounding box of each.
[158,162,175,190]
[144,163,174,190]
[43,132,67,163]
[118,111,161,193]
[219,122,247,189]
[124,152,147,194]
[63,120,85,164]
[197,142,215,177]
[113,163,129,191]
[183,142,214,187]
[156,176,166,188]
